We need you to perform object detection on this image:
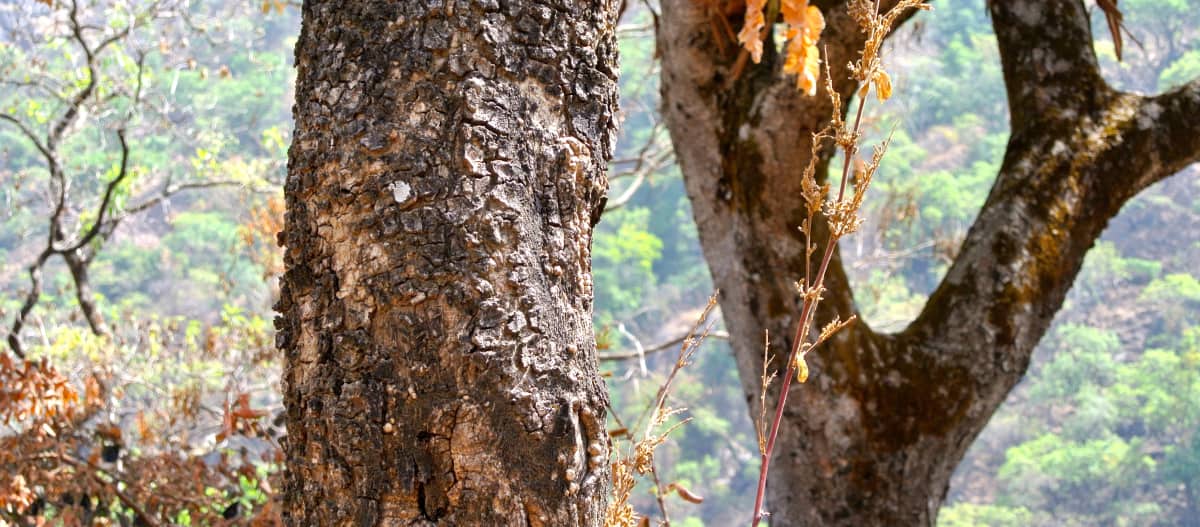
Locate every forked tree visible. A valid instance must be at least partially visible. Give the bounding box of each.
[659,0,1200,524]
[278,0,620,524]
[281,0,1200,525]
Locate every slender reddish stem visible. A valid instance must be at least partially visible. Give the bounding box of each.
[750,92,868,526]
[749,237,835,526]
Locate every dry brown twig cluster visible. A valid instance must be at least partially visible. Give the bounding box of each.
[0,320,283,525]
[605,294,719,527]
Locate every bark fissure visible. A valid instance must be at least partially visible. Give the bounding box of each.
[280,1,619,524]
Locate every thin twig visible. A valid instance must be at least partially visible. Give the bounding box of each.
[598,330,729,361]
[649,459,672,526]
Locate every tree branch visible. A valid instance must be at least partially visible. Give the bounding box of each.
[49,0,105,150]
[598,329,729,362]
[122,179,255,216]
[1125,79,1200,187]
[6,253,50,359]
[988,0,1106,133]
[0,2,197,357]
[0,114,52,161]
[63,250,109,338]
[53,129,130,255]
[906,0,1200,395]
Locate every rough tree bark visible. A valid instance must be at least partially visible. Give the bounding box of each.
[278,1,619,524]
[659,0,1200,525]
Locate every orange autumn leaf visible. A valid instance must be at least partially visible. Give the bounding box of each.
[872,69,892,102]
[782,2,825,95]
[219,392,268,441]
[738,0,825,94]
[738,0,768,63]
[96,422,122,442]
[135,410,154,441]
[858,68,893,102]
[780,0,816,31]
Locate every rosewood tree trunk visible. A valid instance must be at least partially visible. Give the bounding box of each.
[277,1,620,524]
[659,0,1200,525]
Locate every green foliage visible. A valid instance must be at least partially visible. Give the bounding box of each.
[856,270,927,331]
[593,208,664,318]
[956,326,1200,525]
[88,210,269,316]
[1027,325,1119,401]
[1137,273,1200,340]
[938,503,1034,527]
[1138,273,1200,306]
[1159,50,1200,91]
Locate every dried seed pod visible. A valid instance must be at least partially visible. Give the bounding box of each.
[674,483,704,504]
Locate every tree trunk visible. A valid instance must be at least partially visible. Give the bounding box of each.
[277,1,620,524]
[658,0,1200,525]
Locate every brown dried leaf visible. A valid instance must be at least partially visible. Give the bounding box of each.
[1096,0,1124,61]
[673,483,705,504]
[737,0,767,63]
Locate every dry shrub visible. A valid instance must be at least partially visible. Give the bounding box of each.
[0,316,283,525]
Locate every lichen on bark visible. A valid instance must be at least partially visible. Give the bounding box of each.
[659,0,1200,525]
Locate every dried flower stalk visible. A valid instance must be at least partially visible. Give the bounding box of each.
[606,293,720,527]
[749,1,929,525]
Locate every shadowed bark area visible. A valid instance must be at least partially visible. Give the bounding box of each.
[277,1,619,524]
[659,0,1200,525]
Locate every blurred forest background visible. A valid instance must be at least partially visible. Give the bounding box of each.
[1,0,1198,524]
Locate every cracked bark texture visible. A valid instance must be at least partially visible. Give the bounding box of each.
[659,0,1200,525]
[277,1,619,525]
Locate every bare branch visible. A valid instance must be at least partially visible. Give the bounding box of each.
[63,250,108,337]
[605,122,673,211]
[604,171,647,212]
[614,322,648,375]
[6,252,51,359]
[599,329,729,361]
[0,114,52,162]
[0,78,70,105]
[49,0,104,150]
[53,129,131,255]
[122,179,252,216]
